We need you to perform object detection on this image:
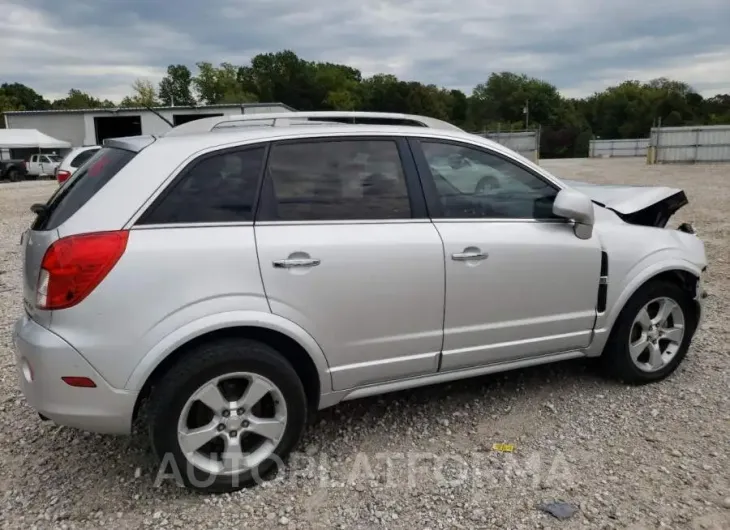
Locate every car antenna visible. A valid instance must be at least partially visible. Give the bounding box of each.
[144,105,174,127]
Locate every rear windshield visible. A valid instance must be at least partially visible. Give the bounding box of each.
[32,147,135,231]
[69,148,99,168]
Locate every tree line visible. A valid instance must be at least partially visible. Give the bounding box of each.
[2,50,729,158]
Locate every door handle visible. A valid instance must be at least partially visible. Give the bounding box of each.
[273,258,321,269]
[451,251,488,261]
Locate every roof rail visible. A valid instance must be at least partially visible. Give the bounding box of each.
[163,111,463,137]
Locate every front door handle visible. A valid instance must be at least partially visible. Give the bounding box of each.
[273,258,321,269]
[451,250,489,261]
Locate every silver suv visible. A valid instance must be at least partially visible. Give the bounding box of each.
[14,112,706,493]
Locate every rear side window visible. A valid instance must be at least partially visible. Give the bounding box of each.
[70,149,99,168]
[33,147,135,230]
[138,146,265,225]
[261,139,411,221]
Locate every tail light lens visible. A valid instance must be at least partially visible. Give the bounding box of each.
[56,170,71,183]
[37,231,129,310]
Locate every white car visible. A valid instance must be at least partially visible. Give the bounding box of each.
[54,146,100,184]
[15,112,706,493]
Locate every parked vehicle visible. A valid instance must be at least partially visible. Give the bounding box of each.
[54,146,101,184]
[14,112,707,493]
[0,159,27,181]
[25,153,62,179]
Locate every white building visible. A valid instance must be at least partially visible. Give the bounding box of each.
[3,103,295,148]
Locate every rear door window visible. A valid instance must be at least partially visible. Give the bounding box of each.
[137,145,266,224]
[260,138,412,221]
[32,147,135,230]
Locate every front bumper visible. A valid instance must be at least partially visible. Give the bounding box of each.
[13,314,138,434]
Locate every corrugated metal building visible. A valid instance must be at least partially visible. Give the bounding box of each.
[3,103,295,148]
[648,125,730,163]
[589,138,649,158]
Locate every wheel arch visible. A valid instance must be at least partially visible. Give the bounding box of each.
[129,315,331,422]
[590,260,702,356]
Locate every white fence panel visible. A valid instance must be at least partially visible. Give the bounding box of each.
[589,138,649,158]
[651,125,730,163]
[472,130,539,162]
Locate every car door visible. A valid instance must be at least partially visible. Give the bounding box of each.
[39,155,51,175]
[28,155,39,175]
[255,136,445,391]
[409,137,602,371]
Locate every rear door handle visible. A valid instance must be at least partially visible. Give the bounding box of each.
[451,251,489,261]
[273,258,321,269]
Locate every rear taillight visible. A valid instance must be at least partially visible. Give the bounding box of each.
[61,376,97,388]
[56,170,71,183]
[36,231,129,310]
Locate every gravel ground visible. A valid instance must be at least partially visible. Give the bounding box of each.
[0,159,728,530]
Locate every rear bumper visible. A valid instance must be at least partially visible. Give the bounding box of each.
[13,314,137,434]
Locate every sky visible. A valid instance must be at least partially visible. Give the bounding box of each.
[2,0,729,103]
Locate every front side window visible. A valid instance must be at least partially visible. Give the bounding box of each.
[263,139,411,221]
[138,146,265,224]
[419,141,559,219]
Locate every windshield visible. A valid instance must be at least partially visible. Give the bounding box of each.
[47,155,62,162]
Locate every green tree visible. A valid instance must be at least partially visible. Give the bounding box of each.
[0,83,51,110]
[470,72,564,129]
[159,64,196,106]
[52,89,113,110]
[120,79,160,107]
[2,49,729,156]
[193,62,257,105]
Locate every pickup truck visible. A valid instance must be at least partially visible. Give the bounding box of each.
[0,159,27,182]
[25,153,62,179]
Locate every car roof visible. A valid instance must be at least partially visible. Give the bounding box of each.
[110,124,514,160]
[162,111,463,137]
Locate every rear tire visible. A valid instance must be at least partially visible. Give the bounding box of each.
[8,168,21,182]
[600,280,697,384]
[148,338,308,493]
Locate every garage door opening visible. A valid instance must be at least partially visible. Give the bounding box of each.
[173,113,224,126]
[94,116,142,144]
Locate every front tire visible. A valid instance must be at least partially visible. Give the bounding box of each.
[601,280,697,384]
[148,338,308,493]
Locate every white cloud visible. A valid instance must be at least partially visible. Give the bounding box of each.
[561,48,730,98]
[1,0,729,103]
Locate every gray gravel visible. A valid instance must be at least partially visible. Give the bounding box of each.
[0,158,728,530]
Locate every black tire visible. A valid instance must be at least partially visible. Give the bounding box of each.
[8,168,21,182]
[148,338,308,493]
[600,280,697,384]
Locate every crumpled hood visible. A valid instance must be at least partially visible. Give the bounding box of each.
[561,179,689,228]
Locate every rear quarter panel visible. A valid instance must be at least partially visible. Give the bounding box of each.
[47,226,269,389]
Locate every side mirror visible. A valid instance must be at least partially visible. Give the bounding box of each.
[553,188,595,239]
